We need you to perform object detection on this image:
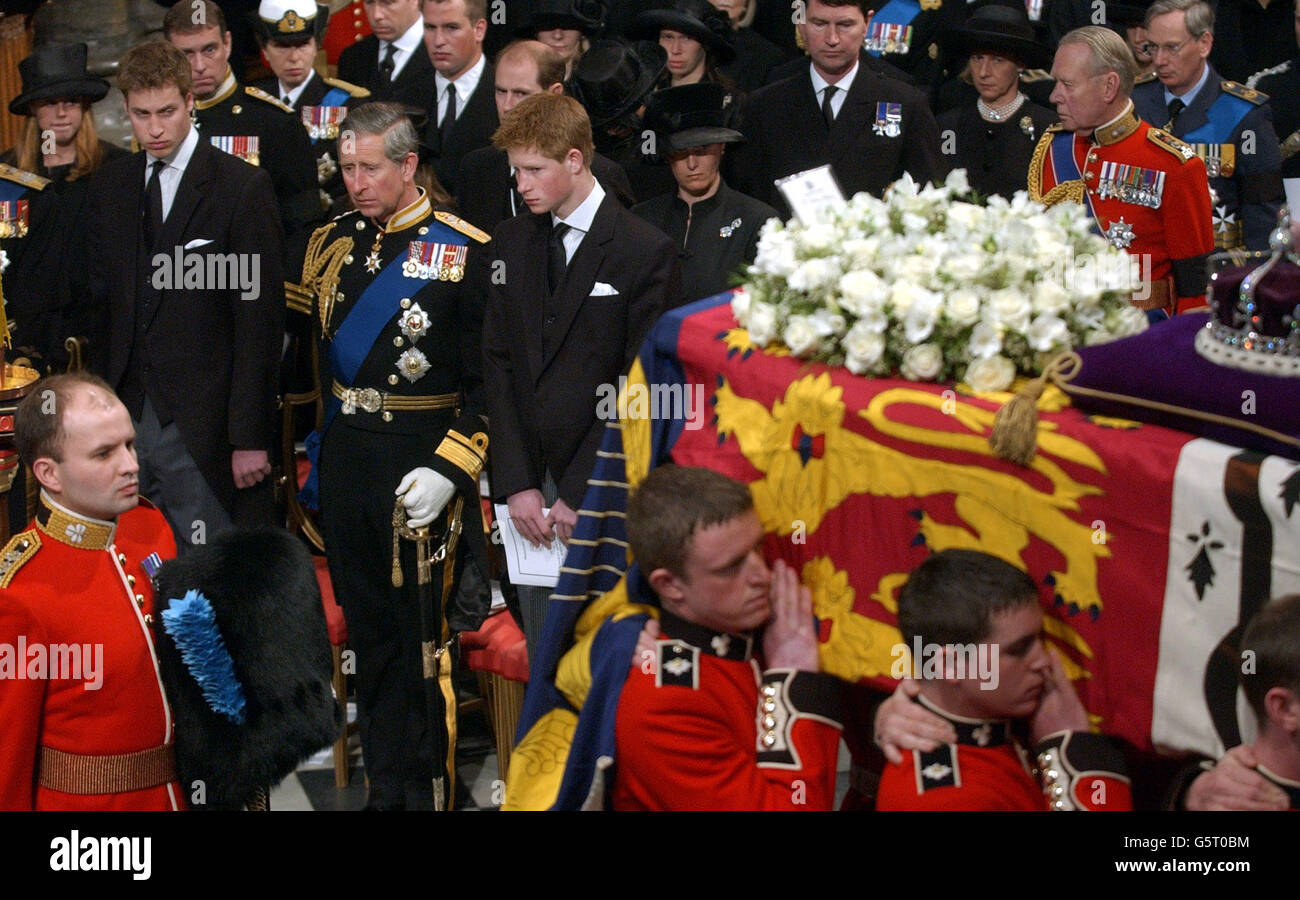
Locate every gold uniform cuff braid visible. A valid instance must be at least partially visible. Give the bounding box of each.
[436,428,489,480]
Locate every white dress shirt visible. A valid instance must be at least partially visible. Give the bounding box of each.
[811,58,859,120]
[380,16,425,81]
[145,124,200,221]
[552,179,606,263]
[435,53,486,126]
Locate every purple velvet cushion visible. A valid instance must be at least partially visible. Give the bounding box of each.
[1062,314,1300,460]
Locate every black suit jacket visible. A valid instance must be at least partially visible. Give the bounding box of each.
[337,34,436,110]
[456,145,636,234]
[423,63,498,198]
[87,138,284,516]
[483,190,683,508]
[730,60,947,216]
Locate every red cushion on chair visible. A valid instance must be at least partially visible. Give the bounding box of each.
[315,556,348,646]
[460,610,529,682]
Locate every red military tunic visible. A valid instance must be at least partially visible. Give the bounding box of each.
[610,613,843,811]
[1029,102,1214,315]
[876,696,1132,811]
[0,495,182,810]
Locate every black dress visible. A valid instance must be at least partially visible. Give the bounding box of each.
[935,100,1057,199]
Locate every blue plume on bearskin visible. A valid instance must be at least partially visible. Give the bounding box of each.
[160,589,247,725]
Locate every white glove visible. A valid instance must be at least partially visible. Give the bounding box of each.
[395,467,456,528]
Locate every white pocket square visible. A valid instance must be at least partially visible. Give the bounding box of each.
[589,282,619,297]
[184,239,214,249]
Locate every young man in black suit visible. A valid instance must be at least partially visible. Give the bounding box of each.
[483,92,683,656]
[456,39,634,234]
[337,0,436,108]
[85,40,283,549]
[728,0,947,216]
[421,0,498,196]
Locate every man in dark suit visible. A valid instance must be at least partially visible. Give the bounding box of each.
[86,40,283,549]
[337,0,436,109]
[728,0,947,217]
[421,0,498,196]
[483,92,682,656]
[457,39,634,233]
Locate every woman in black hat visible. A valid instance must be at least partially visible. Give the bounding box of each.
[1,42,127,373]
[935,3,1057,200]
[519,0,607,80]
[630,0,739,101]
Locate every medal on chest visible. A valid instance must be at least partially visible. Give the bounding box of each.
[873,102,903,137]
[209,134,261,166]
[1097,161,1165,208]
[402,240,467,282]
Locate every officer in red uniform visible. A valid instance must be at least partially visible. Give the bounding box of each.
[1029,25,1214,315]
[610,466,843,811]
[0,374,183,810]
[874,549,1132,811]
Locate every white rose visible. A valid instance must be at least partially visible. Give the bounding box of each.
[1026,314,1071,352]
[838,269,885,315]
[843,322,886,374]
[964,355,1016,393]
[783,314,821,356]
[987,288,1033,333]
[753,228,797,277]
[1085,327,1116,345]
[968,321,1003,359]
[899,343,944,381]
[1032,278,1071,315]
[808,307,846,337]
[730,286,752,323]
[787,257,842,293]
[854,308,889,334]
[1106,304,1149,337]
[746,301,777,345]
[943,252,986,285]
[797,222,839,254]
[946,289,982,326]
[944,168,972,195]
[842,237,882,269]
[890,281,924,316]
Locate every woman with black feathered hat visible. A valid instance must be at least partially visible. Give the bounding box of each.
[517,0,607,80]
[935,2,1058,199]
[1,42,128,374]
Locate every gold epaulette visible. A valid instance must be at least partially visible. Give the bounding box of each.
[1221,80,1267,105]
[1135,71,1158,85]
[1020,68,1053,83]
[1147,127,1197,162]
[0,163,49,191]
[436,427,489,481]
[245,85,295,113]
[434,210,490,244]
[323,76,371,99]
[0,531,40,588]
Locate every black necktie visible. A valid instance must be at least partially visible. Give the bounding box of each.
[822,85,838,127]
[144,159,165,247]
[440,84,458,148]
[378,43,396,84]
[547,222,571,294]
[1165,98,1185,130]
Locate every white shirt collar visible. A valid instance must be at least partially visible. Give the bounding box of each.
[554,177,605,233]
[1164,62,1211,109]
[811,58,859,98]
[148,121,199,176]
[435,51,486,104]
[388,16,424,58]
[278,68,316,106]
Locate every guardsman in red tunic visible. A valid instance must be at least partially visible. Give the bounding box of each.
[873,549,1132,811]
[610,466,843,811]
[0,374,182,810]
[1029,26,1214,316]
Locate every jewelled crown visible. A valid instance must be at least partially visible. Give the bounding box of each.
[1197,208,1300,378]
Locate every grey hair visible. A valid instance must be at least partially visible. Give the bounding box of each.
[1058,25,1136,96]
[1145,0,1214,37]
[340,101,419,164]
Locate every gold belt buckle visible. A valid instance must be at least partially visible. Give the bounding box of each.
[341,387,383,414]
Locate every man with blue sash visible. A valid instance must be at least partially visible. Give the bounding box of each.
[1030,26,1214,315]
[293,101,492,810]
[252,0,371,216]
[1132,0,1284,251]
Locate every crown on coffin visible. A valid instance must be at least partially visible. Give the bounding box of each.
[1197,208,1300,377]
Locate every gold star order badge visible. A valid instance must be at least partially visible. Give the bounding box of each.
[364,250,381,273]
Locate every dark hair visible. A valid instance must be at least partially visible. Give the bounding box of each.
[118,40,194,98]
[1239,594,1300,724]
[496,39,567,91]
[808,0,872,16]
[897,549,1040,648]
[626,465,755,577]
[424,0,488,23]
[15,372,117,465]
[162,0,229,37]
